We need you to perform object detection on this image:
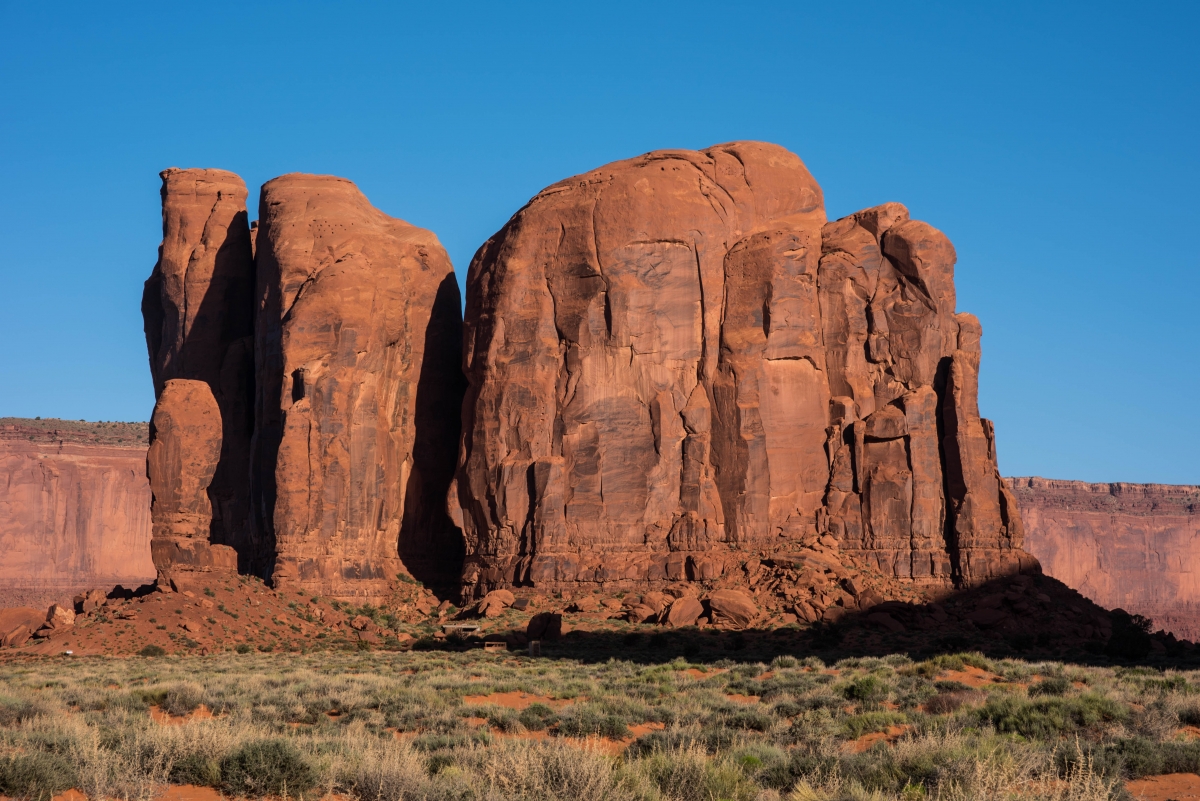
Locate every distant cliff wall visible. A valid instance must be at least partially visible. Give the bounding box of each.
[1012,476,1200,639]
[0,419,154,609]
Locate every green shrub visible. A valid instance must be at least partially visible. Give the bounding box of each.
[235,643,253,654]
[843,675,889,703]
[1179,704,1200,726]
[1028,676,1071,697]
[924,691,976,715]
[169,753,222,787]
[164,682,205,716]
[139,644,167,657]
[720,708,774,732]
[0,697,46,727]
[556,707,629,739]
[1063,736,1200,780]
[0,752,78,801]
[841,711,907,739]
[974,692,1125,738]
[220,739,315,797]
[486,708,522,732]
[517,703,557,731]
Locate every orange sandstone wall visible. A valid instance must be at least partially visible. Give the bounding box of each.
[0,420,155,608]
[1013,476,1200,639]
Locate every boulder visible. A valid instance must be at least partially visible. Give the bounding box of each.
[2,625,31,648]
[73,589,108,614]
[625,604,657,624]
[253,174,465,600]
[147,379,229,577]
[46,603,75,629]
[792,602,819,623]
[969,608,1007,627]
[867,612,905,633]
[663,596,704,628]
[567,597,599,613]
[526,612,562,641]
[142,168,259,569]
[484,589,516,607]
[641,591,672,614]
[705,589,759,628]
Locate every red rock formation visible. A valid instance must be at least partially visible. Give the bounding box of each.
[0,420,154,609]
[1013,477,1200,639]
[253,174,464,600]
[456,141,1033,598]
[147,379,236,576]
[142,168,259,570]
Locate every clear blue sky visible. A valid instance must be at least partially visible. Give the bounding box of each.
[1,2,1196,484]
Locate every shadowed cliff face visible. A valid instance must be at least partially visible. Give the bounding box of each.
[455,141,1034,600]
[137,169,466,601]
[252,174,466,600]
[142,168,261,572]
[1014,477,1200,639]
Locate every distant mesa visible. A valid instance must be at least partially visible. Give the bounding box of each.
[0,418,154,610]
[1014,477,1200,640]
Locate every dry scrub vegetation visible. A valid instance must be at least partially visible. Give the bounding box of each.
[4,650,1200,800]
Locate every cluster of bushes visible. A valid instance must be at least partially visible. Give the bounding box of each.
[2,649,1197,799]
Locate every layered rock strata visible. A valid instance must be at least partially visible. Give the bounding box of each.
[0,419,154,609]
[456,141,1034,598]
[142,168,261,570]
[147,379,236,576]
[253,174,464,599]
[1013,477,1200,639]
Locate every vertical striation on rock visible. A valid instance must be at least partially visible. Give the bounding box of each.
[142,168,260,571]
[456,141,1034,598]
[253,174,464,599]
[147,379,236,576]
[1014,477,1200,639]
[0,419,154,609]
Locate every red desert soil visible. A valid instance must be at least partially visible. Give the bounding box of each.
[1126,773,1200,800]
[461,691,577,710]
[50,792,87,801]
[152,787,224,801]
[938,666,1001,688]
[725,693,761,704]
[844,725,912,753]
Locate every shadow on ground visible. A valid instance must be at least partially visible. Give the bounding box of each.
[427,573,1199,671]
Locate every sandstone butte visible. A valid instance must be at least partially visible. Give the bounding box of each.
[455,141,1033,598]
[1013,477,1200,640]
[141,168,465,601]
[0,419,154,610]
[3,141,1200,652]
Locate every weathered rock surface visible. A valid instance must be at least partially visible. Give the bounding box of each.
[147,379,235,575]
[664,596,705,628]
[1013,477,1200,639]
[456,141,1033,597]
[0,420,154,609]
[253,174,465,599]
[705,589,759,628]
[142,168,260,570]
